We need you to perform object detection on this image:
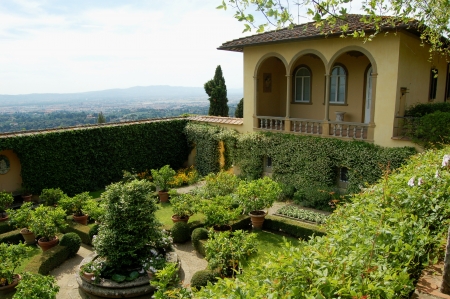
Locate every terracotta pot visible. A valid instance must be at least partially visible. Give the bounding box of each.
[158,191,169,203]
[171,215,189,223]
[0,274,21,295]
[38,236,59,251]
[82,272,95,281]
[213,224,232,233]
[20,228,36,245]
[0,214,8,222]
[21,194,32,202]
[73,214,89,225]
[146,270,155,280]
[249,211,267,230]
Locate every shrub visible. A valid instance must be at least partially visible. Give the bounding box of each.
[25,245,70,275]
[169,191,198,218]
[62,221,91,245]
[93,179,163,272]
[29,205,67,241]
[40,188,68,206]
[293,184,337,211]
[237,176,282,213]
[191,227,209,253]
[406,111,450,149]
[6,201,34,231]
[191,270,218,290]
[263,215,325,239]
[0,230,23,244]
[151,165,176,192]
[234,98,243,118]
[168,166,200,188]
[59,192,94,216]
[89,223,100,241]
[200,195,242,228]
[405,101,450,116]
[171,222,190,244]
[0,191,13,217]
[199,171,240,199]
[60,233,81,258]
[13,272,59,299]
[0,242,31,285]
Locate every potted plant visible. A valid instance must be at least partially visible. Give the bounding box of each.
[142,253,167,279]
[29,205,67,251]
[204,229,257,278]
[151,165,175,202]
[59,192,95,225]
[6,202,36,244]
[0,191,14,222]
[17,185,33,202]
[236,176,282,229]
[79,259,103,282]
[168,191,198,223]
[0,243,30,295]
[12,272,59,299]
[83,199,105,224]
[39,188,68,206]
[200,195,242,231]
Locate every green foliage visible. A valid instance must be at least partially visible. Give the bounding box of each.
[0,191,13,214]
[191,270,218,290]
[0,242,31,285]
[263,215,325,239]
[234,98,243,118]
[97,111,106,124]
[233,131,416,194]
[237,176,282,213]
[89,223,100,242]
[40,188,68,207]
[171,221,190,243]
[151,165,176,192]
[405,102,450,116]
[405,111,450,149]
[6,202,34,230]
[62,221,92,245]
[184,123,238,176]
[82,199,105,222]
[200,195,242,228]
[0,119,189,195]
[24,245,71,275]
[276,205,329,224]
[199,171,240,199]
[204,65,229,117]
[29,205,67,241]
[59,232,82,258]
[13,272,59,299]
[197,147,450,298]
[59,192,95,216]
[293,183,337,211]
[93,179,163,272]
[191,227,209,253]
[151,262,180,297]
[204,229,257,277]
[169,192,198,218]
[0,221,14,234]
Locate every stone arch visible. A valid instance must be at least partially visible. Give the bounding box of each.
[288,49,328,74]
[327,46,377,74]
[254,52,288,77]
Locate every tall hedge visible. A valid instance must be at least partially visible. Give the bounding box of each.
[0,119,189,195]
[234,132,416,193]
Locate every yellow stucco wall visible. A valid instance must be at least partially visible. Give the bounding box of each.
[0,150,22,192]
[240,31,447,148]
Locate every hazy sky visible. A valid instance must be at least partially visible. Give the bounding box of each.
[0,0,251,95]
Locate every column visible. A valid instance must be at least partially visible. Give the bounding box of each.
[322,73,330,135]
[253,76,259,129]
[367,72,377,141]
[285,74,292,132]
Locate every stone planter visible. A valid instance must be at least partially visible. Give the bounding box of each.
[20,228,36,245]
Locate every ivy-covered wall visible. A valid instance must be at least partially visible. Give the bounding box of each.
[0,119,190,195]
[234,132,417,193]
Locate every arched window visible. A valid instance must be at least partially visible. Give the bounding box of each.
[329,66,346,103]
[294,67,311,103]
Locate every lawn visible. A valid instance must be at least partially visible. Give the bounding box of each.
[155,202,205,230]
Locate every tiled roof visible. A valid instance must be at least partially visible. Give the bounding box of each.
[187,115,243,125]
[219,14,419,52]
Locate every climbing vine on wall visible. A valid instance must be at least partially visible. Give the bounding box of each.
[233,132,417,193]
[0,119,189,195]
[184,123,238,176]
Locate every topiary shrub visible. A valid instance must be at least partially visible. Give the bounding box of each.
[60,232,81,258]
[191,227,209,253]
[191,270,218,290]
[171,222,190,244]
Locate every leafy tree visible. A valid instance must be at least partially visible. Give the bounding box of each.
[97,111,106,124]
[235,98,243,118]
[204,65,229,117]
[217,0,450,57]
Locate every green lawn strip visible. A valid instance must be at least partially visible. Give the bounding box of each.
[89,189,104,199]
[15,245,41,273]
[155,202,205,230]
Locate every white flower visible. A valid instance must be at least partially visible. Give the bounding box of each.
[418,178,424,186]
[150,249,158,256]
[408,177,415,187]
[435,170,440,178]
[442,155,450,167]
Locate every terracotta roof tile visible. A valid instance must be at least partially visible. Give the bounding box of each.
[219,14,419,52]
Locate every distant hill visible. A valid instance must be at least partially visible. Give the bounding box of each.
[0,85,243,106]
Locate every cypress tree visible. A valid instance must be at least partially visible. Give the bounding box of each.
[97,111,106,124]
[235,98,244,118]
[204,65,229,116]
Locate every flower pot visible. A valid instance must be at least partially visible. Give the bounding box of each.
[146,270,155,280]
[20,228,36,245]
[82,272,95,281]
[249,211,267,230]
[158,191,169,203]
[38,236,59,251]
[171,215,189,223]
[0,274,21,295]
[21,194,32,202]
[213,224,232,233]
[73,214,89,225]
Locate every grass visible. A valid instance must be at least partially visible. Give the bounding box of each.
[89,189,105,199]
[15,245,41,273]
[155,202,205,230]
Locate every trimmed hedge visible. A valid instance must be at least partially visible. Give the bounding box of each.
[62,221,92,245]
[263,215,325,239]
[25,245,71,275]
[0,220,14,234]
[0,229,23,244]
[0,119,190,195]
